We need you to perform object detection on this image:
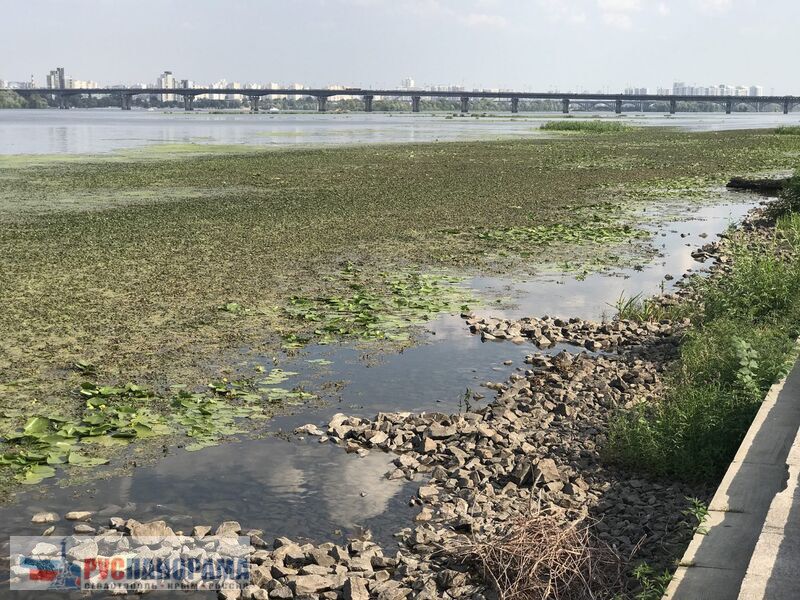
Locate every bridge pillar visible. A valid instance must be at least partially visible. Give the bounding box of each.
[183,95,195,111]
[121,94,132,110]
[411,96,422,113]
[511,97,519,113]
[57,94,69,109]
[562,98,570,114]
[785,100,791,115]
[669,99,677,115]
[249,95,260,113]
[363,95,373,112]
[317,96,327,112]
[460,96,469,113]
[725,100,733,115]
[615,98,623,114]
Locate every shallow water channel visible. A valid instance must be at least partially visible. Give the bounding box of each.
[0,194,763,585]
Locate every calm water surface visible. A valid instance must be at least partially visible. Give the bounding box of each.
[1,109,799,155]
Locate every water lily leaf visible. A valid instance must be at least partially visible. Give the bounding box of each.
[185,440,219,451]
[132,423,158,438]
[23,417,51,436]
[67,453,109,467]
[81,435,130,446]
[46,452,67,465]
[19,465,56,484]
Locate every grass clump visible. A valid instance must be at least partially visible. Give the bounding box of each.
[608,193,800,480]
[775,126,800,136]
[540,120,632,133]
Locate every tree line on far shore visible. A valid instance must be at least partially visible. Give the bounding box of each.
[0,89,792,113]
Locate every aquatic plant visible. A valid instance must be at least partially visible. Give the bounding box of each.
[0,368,314,483]
[540,120,633,133]
[283,269,475,348]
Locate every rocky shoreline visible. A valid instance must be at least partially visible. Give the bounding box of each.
[11,203,783,599]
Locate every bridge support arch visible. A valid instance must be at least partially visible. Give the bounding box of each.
[511,97,519,113]
[562,98,570,114]
[316,96,327,112]
[412,96,421,113]
[363,95,373,112]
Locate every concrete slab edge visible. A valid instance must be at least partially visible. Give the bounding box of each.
[663,350,800,600]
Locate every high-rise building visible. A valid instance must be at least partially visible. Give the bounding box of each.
[156,71,176,102]
[401,77,415,90]
[46,67,65,89]
[226,81,243,101]
[66,78,99,90]
[749,85,764,97]
[264,82,285,100]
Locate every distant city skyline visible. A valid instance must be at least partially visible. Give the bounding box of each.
[2,0,798,93]
[0,67,777,99]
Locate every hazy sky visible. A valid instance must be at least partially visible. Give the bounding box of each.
[3,0,798,93]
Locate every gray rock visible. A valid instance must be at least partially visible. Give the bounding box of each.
[192,525,212,538]
[344,577,370,600]
[64,511,93,522]
[216,521,242,536]
[129,520,175,541]
[268,586,293,599]
[73,524,96,535]
[418,486,438,500]
[66,539,98,561]
[30,542,59,556]
[290,574,340,595]
[31,512,58,524]
[426,424,457,439]
[533,458,561,484]
[294,424,324,436]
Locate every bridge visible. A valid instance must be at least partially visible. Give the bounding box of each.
[14,87,800,115]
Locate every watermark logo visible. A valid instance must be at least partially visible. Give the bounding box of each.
[10,535,251,591]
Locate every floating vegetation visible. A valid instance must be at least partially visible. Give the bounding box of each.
[3,130,800,497]
[609,176,722,203]
[282,269,475,348]
[540,121,633,133]
[0,368,314,483]
[475,222,648,246]
[218,302,249,315]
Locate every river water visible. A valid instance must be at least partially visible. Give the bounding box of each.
[0,109,799,155]
[0,198,761,551]
[0,109,781,594]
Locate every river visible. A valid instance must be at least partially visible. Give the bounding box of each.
[0,109,799,155]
